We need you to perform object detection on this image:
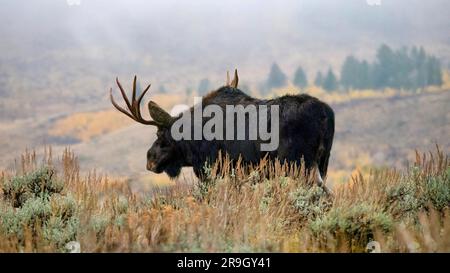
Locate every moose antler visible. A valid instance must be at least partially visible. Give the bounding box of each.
[110,76,173,127]
[226,69,239,88]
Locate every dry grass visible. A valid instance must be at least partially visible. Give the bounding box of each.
[48,93,186,142]
[267,70,450,105]
[0,145,448,253]
[269,84,405,105]
[49,110,132,142]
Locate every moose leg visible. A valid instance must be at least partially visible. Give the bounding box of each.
[314,164,333,196]
[193,167,205,180]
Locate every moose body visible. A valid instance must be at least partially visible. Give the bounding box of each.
[110,71,334,186]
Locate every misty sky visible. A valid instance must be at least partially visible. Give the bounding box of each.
[0,0,449,88]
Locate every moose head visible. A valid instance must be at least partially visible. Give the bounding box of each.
[110,71,239,178]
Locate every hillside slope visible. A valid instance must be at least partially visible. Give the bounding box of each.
[331,91,450,174]
[1,90,449,187]
[57,90,450,182]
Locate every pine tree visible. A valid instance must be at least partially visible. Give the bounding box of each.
[322,68,338,91]
[411,46,427,89]
[293,66,308,88]
[418,47,429,89]
[339,44,443,91]
[340,56,359,90]
[359,60,371,89]
[373,44,395,89]
[314,71,323,87]
[198,78,210,95]
[427,56,443,86]
[266,63,287,90]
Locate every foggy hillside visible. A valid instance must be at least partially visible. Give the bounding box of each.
[1,90,448,185]
[1,0,449,116]
[0,0,449,185]
[1,1,449,254]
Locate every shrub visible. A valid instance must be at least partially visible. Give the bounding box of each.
[386,165,450,218]
[423,169,450,211]
[0,166,78,250]
[290,185,331,221]
[0,147,448,252]
[89,214,110,236]
[308,202,394,251]
[1,167,63,207]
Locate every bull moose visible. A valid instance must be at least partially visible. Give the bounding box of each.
[110,70,334,191]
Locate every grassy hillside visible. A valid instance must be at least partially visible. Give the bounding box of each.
[48,90,450,182]
[1,89,448,192]
[0,147,449,252]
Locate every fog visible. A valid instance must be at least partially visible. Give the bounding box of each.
[0,0,449,179]
[0,0,449,116]
[1,0,449,85]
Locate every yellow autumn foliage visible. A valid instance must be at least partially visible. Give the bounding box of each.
[49,93,186,142]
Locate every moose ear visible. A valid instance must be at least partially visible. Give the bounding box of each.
[230,69,239,88]
[148,101,173,127]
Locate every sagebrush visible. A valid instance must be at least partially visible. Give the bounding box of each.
[0,147,449,252]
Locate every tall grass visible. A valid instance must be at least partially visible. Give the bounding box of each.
[0,147,448,252]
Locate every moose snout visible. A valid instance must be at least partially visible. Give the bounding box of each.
[146,160,157,172]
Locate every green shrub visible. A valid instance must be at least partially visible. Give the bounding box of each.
[0,197,51,241]
[0,204,22,235]
[385,178,422,218]
[51,194,77,222]
[89,214,110,236]
[308,202,393,250]
[1,167,63,207]
[0,166,78,250]
[290,185,331,221]
[44,215,79,248]
[386,166,450,218]
[18,197,52,225]
[423,171,450,211]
